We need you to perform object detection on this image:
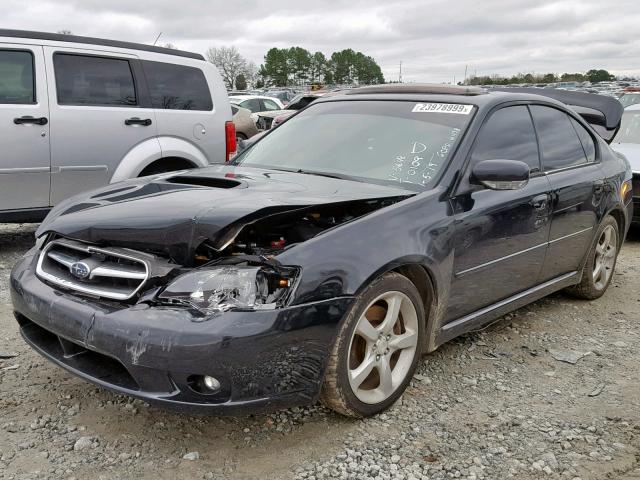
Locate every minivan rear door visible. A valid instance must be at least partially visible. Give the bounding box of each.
[43,46,160,205]
[0,44,51,211]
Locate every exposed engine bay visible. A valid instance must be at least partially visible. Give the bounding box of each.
[195,197,406,264]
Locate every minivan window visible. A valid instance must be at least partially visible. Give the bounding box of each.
[142,61,212,110]
[471,106,540,171]
[54,54,136,107]
[530,106,587,170]
[0,50,35,104]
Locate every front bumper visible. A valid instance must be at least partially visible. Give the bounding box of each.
[10,251,353,414]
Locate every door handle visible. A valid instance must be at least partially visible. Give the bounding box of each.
[14,116,48,126]
[530,194,549,210]
[125,117,152,126]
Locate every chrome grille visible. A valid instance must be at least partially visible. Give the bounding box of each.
[36,239,149,300]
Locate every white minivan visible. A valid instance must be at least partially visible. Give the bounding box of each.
[0,29,234,222]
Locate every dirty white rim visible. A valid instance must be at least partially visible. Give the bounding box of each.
[347,291,419,404]
[593,225,617,290]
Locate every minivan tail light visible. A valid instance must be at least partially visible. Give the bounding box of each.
[225,121,237,162]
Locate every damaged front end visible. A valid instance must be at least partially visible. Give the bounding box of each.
[11,168,413,412]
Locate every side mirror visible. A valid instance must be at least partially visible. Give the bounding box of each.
[471,159,530,190]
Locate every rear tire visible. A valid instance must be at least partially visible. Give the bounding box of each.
[565,215,619,300]
[320,273,425,417]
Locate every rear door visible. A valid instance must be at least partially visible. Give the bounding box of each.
[44,47,160,204]
[447,105,552,321]
[0,45,50,211]
[141,59,223,164]
[530,105,603,279]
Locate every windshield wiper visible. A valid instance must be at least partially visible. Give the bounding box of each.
[266,166,359,182]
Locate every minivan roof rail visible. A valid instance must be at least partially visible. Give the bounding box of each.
[346,84,487,96]
[0,29,205,61]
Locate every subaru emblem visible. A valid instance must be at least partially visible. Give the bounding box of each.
[70,262,91,279]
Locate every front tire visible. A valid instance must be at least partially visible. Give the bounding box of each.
[566,215,619,300]
[320,273,425,417]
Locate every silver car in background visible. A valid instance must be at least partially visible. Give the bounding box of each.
[0,29,233,223]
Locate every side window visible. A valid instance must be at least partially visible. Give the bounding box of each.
[142,61,212,111]
[530,106,587,170]
[0,50,35,104]
[570,117,596,163]
[471,106,540,171]
[240,99,261,112]
[54,54,136,106]
[231,105,238,115]
[262,99,280,111]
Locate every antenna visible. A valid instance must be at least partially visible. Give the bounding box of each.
[399,61,402,83]
[153,32,163,46]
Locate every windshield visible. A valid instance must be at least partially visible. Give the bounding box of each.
[613,110,640,144]
[234,100,474,189]
[619,93,640,108]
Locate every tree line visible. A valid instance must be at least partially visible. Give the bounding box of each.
[206,45,384,90]
[467,69,616,86]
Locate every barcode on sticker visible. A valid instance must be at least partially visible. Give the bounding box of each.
[412,103,473,114]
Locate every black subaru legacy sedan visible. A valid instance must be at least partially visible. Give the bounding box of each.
[11,85,633,417]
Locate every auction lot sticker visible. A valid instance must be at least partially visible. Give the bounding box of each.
[412,103,473,114]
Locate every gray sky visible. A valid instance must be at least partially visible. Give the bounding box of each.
[4,0,640,83]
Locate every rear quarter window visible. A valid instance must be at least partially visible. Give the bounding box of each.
[142,61,212,111]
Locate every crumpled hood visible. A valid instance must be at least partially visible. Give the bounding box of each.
[612,142,640,172]
[38,165,413,264]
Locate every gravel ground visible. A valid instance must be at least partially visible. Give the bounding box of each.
[1,223,640,480]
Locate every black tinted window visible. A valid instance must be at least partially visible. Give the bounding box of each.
[530,106,587,170]
[570,118,596,162]
[0,50,35,104]
[143,61,212,110]
[54,54,136,106]
[471,106,540,171]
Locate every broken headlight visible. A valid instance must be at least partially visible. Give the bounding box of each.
[158,265,296,314]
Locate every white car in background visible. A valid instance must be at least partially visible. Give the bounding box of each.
[611,103,640,224]
[228,95,285,113]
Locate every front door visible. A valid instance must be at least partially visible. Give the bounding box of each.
[44,47,160,205]
[447,105,552,321]
[0,45,50,211]
[529,105,603,279]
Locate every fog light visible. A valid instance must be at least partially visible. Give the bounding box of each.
[203,375,221,392]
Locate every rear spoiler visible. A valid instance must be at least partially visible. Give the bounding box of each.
[491,87,623,143]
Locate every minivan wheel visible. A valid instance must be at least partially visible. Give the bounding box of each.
[566,215,619,300]
[321,273,425,417]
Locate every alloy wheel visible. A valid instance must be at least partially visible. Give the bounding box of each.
[593,224,617,290]
[347,291,419,404]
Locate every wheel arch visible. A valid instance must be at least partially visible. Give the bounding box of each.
[354,258,441,354]
[606,205,627,248]
[110,136,210,183]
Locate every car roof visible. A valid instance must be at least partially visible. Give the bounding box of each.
[229,95,282,101]
[625,104,640,111]
[0,28,204,60]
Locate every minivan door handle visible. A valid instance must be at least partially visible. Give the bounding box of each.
[124,117,152,126]
[14,116,48,126]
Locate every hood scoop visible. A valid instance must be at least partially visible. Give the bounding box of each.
[166,175,242,189]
